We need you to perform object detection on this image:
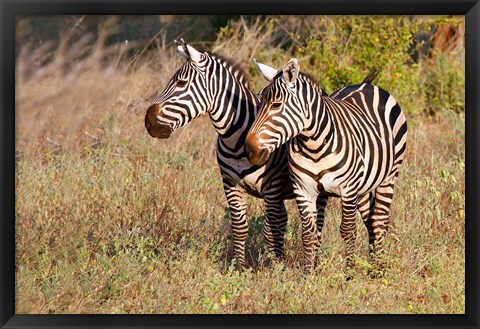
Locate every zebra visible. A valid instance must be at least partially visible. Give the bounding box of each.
[245,58,407,275]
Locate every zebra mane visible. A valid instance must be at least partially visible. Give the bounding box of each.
[208,52,251,88]
[272,69,326,94]
[300,72,320,87]
[298,72,329,95]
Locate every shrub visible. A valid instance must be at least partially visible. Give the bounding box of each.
[216,15,464,117]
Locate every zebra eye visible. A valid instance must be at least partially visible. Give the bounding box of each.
[176,79,188,88]
[271,102,282,109]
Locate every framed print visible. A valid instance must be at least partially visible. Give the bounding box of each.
[1,0,479,328]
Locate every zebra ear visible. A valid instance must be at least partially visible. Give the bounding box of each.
[175,38,202,63]
[185,44,202,63]
[282,58,299,85]
[253,58,278,82]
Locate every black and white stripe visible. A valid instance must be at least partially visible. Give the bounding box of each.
[246,58,407,274]
[145,41,331,270]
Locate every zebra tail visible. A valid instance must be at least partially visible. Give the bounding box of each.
[362,68,380,85]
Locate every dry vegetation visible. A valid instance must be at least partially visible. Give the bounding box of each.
[15,15,464,314]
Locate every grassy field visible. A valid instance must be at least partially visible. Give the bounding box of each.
[15,16,465,314]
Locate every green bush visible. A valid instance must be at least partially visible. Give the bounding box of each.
[422,49,465,115]
[218,15,464,117]
[298,16,421,115]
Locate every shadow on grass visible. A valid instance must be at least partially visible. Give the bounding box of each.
[210,207,273,273]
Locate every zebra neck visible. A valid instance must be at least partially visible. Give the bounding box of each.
[299,97,340,154]
[213,87,259,153]
[207,64,259,150]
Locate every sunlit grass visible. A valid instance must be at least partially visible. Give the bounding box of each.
[15,23,464,314]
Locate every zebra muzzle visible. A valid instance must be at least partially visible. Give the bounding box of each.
[245,133,270,166]
[147,123,172,139]
[145,104,173,139]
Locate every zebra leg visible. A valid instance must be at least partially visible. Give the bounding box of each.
[370,181,395,275]
[340,193,359,272]
[295,193,319,274]
[225,187,249,270]
[357,192,376,256]
[315,195,328,245]
[313,195,328,267]
[263,198,288,259]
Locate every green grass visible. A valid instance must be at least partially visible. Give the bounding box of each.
[15,17,465,314]
[15,108,465,313]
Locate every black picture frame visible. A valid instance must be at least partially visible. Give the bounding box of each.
[1,1,478,328]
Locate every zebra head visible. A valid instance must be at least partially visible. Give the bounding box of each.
[145,39,211,139]
[246,58,311,166]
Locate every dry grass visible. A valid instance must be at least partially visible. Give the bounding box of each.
[15,25,464,314]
